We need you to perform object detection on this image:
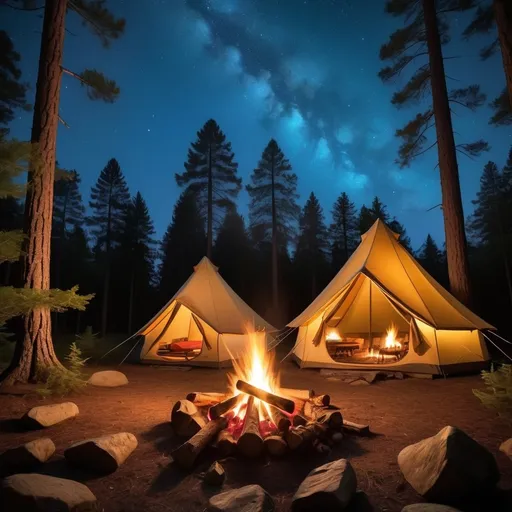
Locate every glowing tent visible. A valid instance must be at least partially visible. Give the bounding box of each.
[138,257,276,367]
[288,220,493,375]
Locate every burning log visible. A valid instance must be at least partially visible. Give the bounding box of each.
[237,396,263,458]
[279,388,315,400]
[343,419,370,436]
[209,394,243,420]
[186,392,226,407]
[235,380,295,414]
[216,430,236,456]
[310,394,330,407]
[292,414,307,427]
[264,435,287,456]
[303,401,343,430]
[171,417,228,469]
[270,406,291,433]
[171,400,207,437]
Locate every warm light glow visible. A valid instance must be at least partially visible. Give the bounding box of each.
[227,329,281,422]
[325,328,341,341]
[384,323,401,349]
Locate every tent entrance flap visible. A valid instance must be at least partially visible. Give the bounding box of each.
[323,276,411,365]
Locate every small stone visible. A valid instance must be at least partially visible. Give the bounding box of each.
[326,377,341,382]
[398,426,500,503]
[292,458,357,511]
[401,505,462,512]
[65,432,137,474]
[87,370,128,387]
[499,438,512,461]
[331,432,344,444]
[204,461,225,486]
[350,379,370,386]
[208,484,274,512]
[0,473,97,511]
[23,402,79,428]
[395,372,404,379]
[0,438,55,477]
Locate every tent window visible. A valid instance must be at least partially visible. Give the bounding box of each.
[325,279,411,365]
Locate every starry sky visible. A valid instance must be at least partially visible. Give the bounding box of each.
[3,0,511,249]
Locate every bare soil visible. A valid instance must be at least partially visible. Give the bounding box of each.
[0,362,511,512]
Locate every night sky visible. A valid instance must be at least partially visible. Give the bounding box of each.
[3,0,511,249]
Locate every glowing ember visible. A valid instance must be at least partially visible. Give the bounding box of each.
[384,323,401,349]
[325,328,341,341]
[227,330,281,424]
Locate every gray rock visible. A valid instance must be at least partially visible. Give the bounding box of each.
[23,402,79,428]
[65,432,137,474]
[0,438,55,477]
[88,370,128,387]
[208,484,274,512]
[349,379,370,386]
[499,438,512,460]
[402,505,462,512]
[0,473,97,511]
[204,461,225,486]
[331,432,344,444]
[292,458,357,511]
[398,426,500,503]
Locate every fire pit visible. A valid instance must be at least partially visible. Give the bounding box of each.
[169,331,355,468]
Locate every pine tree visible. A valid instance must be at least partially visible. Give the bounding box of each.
[0,1,125,386]
[417,234,446,283]
[358,205,374,235]
[294,193,329,300]
[175,119,241,260]
[121,192,156,335]
[213,208,251,298]
[330,192,358,269]
[247,139,300,310]
[379,0,488,306]
[87,158,130,338]
[370,196,390,223]
[462,1,512,126]
[159,191,206,297]
[389,219,412,252]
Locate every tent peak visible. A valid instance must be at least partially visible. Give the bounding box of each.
[193,256,219,272]
[361,219,400,242]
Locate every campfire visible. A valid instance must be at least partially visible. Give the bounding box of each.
[170,331,362,468]
[384,323,401,350]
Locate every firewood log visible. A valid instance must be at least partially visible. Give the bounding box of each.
[292,414,307,427]
[236,380,295,414]
[270,406,291,433]
[342,419,370,436]
[216,430,236,456]
[264,435,287,456]
[285,424,317,450]
[171,400,207,437]
[279,388,315,400]
[237,396,263,457]
[303,401,343,430]
[171,417,228,469]
[310,394,330,407]
[186,392,227,407]
[209,394,243,420]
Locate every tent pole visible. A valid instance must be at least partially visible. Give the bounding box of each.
[369,280,373,351]
[119,337,142,366]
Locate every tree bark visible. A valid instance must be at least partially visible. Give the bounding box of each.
[271,151,278,311]
[494,0,512,108]
[0,0,67,386]
[207,144,213,260]
[423,0,471,306]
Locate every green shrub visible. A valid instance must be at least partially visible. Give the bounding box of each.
[75,325,99,354]
[37,342,89,397]
[473,364,512,424]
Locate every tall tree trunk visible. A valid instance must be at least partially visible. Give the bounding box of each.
[494,0,512,107]
[271,152,278,311]
[0,0,67,386]
[207,145,213,260]
[423,0,471,306]
[128,265,135,335]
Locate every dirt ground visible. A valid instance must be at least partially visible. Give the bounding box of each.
[0,362,511,512]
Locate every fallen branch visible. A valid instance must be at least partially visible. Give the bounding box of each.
[343,419,370,436]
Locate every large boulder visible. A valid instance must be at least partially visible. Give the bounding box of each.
[499,438,512,461]
[23,402,79,428]
[0,473,97,511]
[292,458,357,511]
[0,438,55,477]
[398,426,500,504]
[65,432,137,474]
[402,505,462,512]
[88,370,128,387]
[208,484,274,512]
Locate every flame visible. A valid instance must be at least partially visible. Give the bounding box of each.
[384,323,401,349]
[325,328,341,341]
[227,329,280,423]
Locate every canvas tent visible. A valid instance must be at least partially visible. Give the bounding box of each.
[137,257,276,367]
[288,220,494,375]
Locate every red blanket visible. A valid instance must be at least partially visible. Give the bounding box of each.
[170,340,202,352]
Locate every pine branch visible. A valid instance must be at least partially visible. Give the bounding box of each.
[0,230,25,263]
[62,67,120,102]
[489,89,512,126]
[3,1,44,11]
[58,115,71,128]
[456,140,490,159]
